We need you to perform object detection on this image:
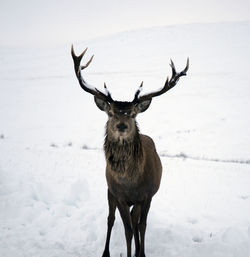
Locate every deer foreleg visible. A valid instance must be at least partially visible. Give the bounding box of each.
[131,204,141,257]
[138,198,152,257]
[117,201,133,257]
[102,190,117,257]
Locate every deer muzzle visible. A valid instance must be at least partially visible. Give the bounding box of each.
[116,123,128,132]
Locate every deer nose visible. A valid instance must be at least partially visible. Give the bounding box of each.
[116,123,128,132]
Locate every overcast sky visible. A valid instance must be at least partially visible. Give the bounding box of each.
[1,0,250,47]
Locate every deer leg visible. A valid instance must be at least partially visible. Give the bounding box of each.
[102,190,117,257]
[131,204,141,257]
[117,201,133,257]
[138,198,152,257]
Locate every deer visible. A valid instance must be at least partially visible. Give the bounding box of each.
[71,45,189,257]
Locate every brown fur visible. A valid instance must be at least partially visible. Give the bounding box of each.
[101,102,162,257]
[105,132,162,203]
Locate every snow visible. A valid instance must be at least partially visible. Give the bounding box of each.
[1,21,250,257]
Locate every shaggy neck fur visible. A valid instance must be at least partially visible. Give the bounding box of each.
[104,123,143,174]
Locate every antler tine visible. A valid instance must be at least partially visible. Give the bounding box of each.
[170,59,177,77]
[71,45,113,102]
[71,45,87,74]
[81,54,94,70]
[132,81,143,103]
[168,57,189,85]
[133,58,189,103]
[183,57,189,75]
[103,82,113,102]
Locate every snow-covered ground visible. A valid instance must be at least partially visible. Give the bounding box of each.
[1,21,250,257]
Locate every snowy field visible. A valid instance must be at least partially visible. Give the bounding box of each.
[1,21,250,257]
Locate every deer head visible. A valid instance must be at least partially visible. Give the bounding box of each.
[71,45,189,141]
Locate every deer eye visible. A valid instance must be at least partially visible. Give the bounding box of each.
[131,113,136,118]
[108,112,113,117]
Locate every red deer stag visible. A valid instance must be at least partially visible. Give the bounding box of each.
[71,46,189,257]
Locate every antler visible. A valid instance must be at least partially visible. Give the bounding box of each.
[71,45,113,102]
[133,58,189,103]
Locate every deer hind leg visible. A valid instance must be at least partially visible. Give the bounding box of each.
[131,204,141,257]
[102,190,117,257]
[138,198,152,257]
[117,201,133,257]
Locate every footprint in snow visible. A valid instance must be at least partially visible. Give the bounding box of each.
[192,235,203,243]
[50,143,58,148]
[240,195,250,200]
[187,217,198,224]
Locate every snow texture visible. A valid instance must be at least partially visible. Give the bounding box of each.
[1,21,250,257]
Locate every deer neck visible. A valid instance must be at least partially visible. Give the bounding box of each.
[104,127,142,173]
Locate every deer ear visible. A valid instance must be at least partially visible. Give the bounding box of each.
[94,96,110,112]
[135,99,152,113]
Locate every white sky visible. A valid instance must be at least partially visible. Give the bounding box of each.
[1,0,250,47]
